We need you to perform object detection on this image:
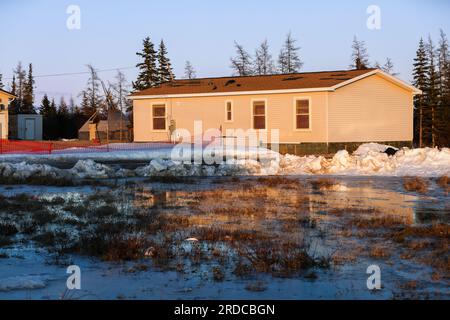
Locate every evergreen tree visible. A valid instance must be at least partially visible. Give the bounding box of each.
[350,36,370,70]
[184,61,196,79]
[412,38,429,147]
[254,39,275,75]
[376,57,398,76]
[230,41,253,76]
[133,37,158,90]
[10,62,26,114]
[22,63,36,114]
[278,32,303,74]
[437,29,450,147]
[39,94,53,116]
[0,73,3,90]
[80,65,103,117]
[157,40,174,84]
[425,35,439,147]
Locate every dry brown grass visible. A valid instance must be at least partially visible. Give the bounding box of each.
[310,179,337,191]
[256,177,301,189]
[369,246,391,259]
[437,176,449,192]
[403,177,428,193]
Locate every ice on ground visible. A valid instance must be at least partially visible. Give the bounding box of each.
[0,275,49,292]
[0,143,448,178]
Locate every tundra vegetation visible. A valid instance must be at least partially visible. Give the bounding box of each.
[0,176,448,298]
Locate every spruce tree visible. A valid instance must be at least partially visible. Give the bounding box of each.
[350,36,370,70]
[412,38,429,147]
[278,32,303,74]
[79,65,103,117]
[230,42,253,76]
[133,37,158,90]
[425,36,439,147]
[157,40,174,84]
[22,63,36,114]
[254,39,275,75]
[11,62,26,114]
[0,73,3,90]
[437,29,450,146]
[184,61,196,79]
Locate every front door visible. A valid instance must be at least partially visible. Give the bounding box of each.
[25,118,35,140]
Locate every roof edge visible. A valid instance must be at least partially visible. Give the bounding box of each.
[128,87,335,100]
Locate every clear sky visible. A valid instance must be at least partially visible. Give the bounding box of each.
[1,0,449,105]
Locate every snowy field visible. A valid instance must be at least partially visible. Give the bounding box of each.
[0,143,449,182]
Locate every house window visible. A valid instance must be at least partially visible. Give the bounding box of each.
[152,104,166,130]
[225,101,233,122]
[295,99,310,130]
[253,101,266,129]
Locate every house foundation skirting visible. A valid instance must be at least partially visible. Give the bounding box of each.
[267,141,413,156]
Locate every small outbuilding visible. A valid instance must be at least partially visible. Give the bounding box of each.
[9,114,43,140]
[78,109,131,142]
[0,88,16,139]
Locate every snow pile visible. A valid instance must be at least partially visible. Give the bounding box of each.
[279,144,450,177]
[0,275,48,291]
[70,159,114,179]
[0,144,448,179]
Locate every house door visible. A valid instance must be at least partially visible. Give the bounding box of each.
[0,114,6,139]
[25,118,36,140]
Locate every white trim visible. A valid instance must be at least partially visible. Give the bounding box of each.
[293,97,312,132]
[151,103,168,132]
[128,87,334,100]
[250,98,268,131]
[224,100,234,123]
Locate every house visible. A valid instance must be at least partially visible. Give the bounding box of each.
[78,109,131,141]
[9,114,43,140]
[129,69,422,154]
[0,88,16,139]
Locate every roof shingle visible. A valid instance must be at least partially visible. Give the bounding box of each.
[131,69,376,96]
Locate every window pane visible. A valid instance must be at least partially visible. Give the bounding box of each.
[153,106,165,117]
[296,115,309,129]
[253,102,265,115]
[296,100,309,114]
[254,115,265,129]
[227,102,232,112]
[227,111,232,121]
[153,118,166,130]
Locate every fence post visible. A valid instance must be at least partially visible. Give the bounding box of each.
[49,143,53,154]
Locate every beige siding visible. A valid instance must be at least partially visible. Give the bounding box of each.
[133,73,415,144]
[328,74,413,142]
[0,92,10,139]
[133,92,328,143]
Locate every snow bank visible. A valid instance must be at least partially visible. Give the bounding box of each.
[0,275,48,291]
[280,144,450,177]
[0,144,448,179]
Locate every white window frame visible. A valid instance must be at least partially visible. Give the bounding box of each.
[293,97,312,132]
[225,100,234,122]
[250,98,268,131]
[151,103,168,132]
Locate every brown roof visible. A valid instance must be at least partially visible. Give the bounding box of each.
[131,69,376,97]
[79,110,130,133]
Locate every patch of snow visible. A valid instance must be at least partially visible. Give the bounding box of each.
[0,275,48,292]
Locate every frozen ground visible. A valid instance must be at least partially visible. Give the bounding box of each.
[0,176,448,300]
[0,143,449,181]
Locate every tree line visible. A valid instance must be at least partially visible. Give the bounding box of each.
[0,31,448,146]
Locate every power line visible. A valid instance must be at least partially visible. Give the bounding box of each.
[3,66,137,80]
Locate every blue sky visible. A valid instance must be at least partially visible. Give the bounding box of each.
[1,0,449,104]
